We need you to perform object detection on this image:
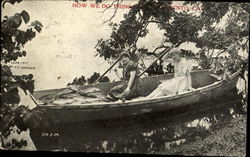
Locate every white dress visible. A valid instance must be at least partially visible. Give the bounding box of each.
[147,58,192,98]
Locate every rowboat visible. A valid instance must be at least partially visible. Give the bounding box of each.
[25,69,242,150]
[27,69,241,125]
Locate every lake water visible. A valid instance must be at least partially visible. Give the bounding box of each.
[32,86,246,155]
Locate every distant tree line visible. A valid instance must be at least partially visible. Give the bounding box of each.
[67,72,110,86]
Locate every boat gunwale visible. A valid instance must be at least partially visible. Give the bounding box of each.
[35,69,241,110]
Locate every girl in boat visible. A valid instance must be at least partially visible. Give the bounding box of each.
[147,48,192,98]
[106,52,142,101]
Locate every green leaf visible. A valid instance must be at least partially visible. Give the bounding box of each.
[34,26,42,33]
[22,51,26,57]
[30,20,43,27]
[2,0,20,8]
[20,10,30,24]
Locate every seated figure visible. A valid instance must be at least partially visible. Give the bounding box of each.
[147,48,192,98]
[106,52,142,101]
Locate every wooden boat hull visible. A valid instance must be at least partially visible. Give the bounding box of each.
[29,70,241,124]
[27,70,241,150]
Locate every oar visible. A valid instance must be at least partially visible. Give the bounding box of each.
[94,44,178,83]
[94,57,121,84]
[139,44,177,77]
[29,92,40,106]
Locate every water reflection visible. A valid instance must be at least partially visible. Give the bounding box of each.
[36,88,246,154]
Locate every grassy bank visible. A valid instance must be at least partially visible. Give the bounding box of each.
[159,114,247,156]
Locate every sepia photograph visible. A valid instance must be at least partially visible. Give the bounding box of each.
[1,0,248,156]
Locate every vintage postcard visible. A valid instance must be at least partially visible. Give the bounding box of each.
[1,0,248,156]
